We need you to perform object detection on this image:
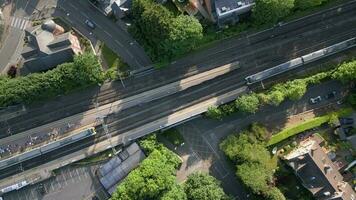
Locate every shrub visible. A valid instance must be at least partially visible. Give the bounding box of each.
[235,93,260,113]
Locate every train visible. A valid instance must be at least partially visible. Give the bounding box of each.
[245,37,356,85]
[0,127,96,171]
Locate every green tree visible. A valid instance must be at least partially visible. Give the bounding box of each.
[331,60,356,83]
[267,90,285,106]
[235,93,260,113]
[184,173,229,200]
[252,0,295,24]
[285,80,307,101]
[161,184,187,200]
[266,187,286,200]
[111,148,181,200]
[206,106,225,120]
[236,162,271,195]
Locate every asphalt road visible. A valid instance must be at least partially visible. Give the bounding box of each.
[2,2,356,138]
[0,0,40,74]
[55,0,152,71]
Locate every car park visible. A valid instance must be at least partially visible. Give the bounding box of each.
[310,96,322,104]
[85,19,96,29]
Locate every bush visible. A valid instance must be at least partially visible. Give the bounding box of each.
[331,60,356,83]
[252,0,295,25]
[295,0,327,10]
[206,106,225,120]
[0,53,104,107]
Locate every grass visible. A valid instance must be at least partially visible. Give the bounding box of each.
[267,108,353,146]
[101,44,130,79]
[161,128,185,146]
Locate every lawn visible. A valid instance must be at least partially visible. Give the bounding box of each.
[101,44,119,69]
[101,44,129,79]
[161,128,185,146]
[268,108,353,146]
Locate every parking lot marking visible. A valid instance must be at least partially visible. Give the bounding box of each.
[76,168,82,181]
[115,40,123,47]
[80,11,89,18]
[104,30,113,38]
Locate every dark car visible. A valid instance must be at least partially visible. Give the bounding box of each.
[325,91,336,99]
[85,19,96,29]
[339,117,354,125]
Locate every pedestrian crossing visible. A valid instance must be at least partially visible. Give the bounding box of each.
[10,17,30,30]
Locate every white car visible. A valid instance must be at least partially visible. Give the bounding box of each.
[310,96,322,104]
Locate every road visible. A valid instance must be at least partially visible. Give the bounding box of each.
[0,0,39,74]
[55,0,152,71]
[1,1,356,138]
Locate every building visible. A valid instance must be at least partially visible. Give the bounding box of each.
[214,0,254,27]
[96,0,131,19]
[97,143,146,195]
[21,20,82,74]
[284,135,356,200]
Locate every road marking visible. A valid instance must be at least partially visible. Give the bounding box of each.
[80,11,89,18]
[104,30,113,38]
[10,17,30,30]
[115,40,123,47]
[126,50,134,58]
[68,2,78,10]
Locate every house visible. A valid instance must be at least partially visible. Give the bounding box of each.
[284,135,356,200]
[96,0,132,19]
[20,20,82,74]
[214,0,254,27]
[97,142,146,195]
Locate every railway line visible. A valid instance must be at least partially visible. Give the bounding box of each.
[1,1,356,137]
[1,30,355,180]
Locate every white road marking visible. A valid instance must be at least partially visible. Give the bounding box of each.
[126,50,134,58]
[115,40,123,47]
[104,30,113,37]
[80,11,89,18]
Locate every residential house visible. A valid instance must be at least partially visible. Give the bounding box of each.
[21,20,82,74]
[96,0,132,19]
[284,135,356,200]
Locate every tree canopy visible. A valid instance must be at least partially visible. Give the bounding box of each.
[129,0,203,62]
[184,173,229,200]
[331,60,356,83]
[252,0,295,24]
[0,53,103,107]
[235,93,260,113]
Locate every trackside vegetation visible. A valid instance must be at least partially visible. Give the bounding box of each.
[111,135,229,200]
[130,0,340,64]
[267,108,353,146]
[220,123,285,200]
[206,59,356,120]
[0,53,104,107]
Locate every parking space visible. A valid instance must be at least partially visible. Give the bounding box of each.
[3,165,110,200]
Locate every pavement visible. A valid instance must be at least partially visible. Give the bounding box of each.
[0,0,36,74]
[55,0,152,71]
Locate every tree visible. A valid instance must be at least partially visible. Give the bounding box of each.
[236,162,271,195]
[161,184,187,200]
[266,187,286,200]
[184,173,229,200]
[285,80,307,101]
[252,0,295,24]
[331,60,356,83]
[206,106,225,120]
[111,149,181,200]
[347,93,356,108]
[235,93,260,113]
[129,0,203,62]
[267,90,285,106]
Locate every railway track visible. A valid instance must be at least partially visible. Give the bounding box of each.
[1,1,356,136]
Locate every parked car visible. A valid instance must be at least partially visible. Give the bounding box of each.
[325,91,336,99]
[339,117,354,125]
[85,19,96,29]
[310,96,322,104]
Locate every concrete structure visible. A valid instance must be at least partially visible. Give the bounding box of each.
[284,135,356,200]
[214,0,254,27]
[98,142,145,195]
[20,20,82,74]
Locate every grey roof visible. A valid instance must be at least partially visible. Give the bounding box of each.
[215,0,254,24]
[20,20,81,74]
[285,136,356,200]
[98,142,146,195]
